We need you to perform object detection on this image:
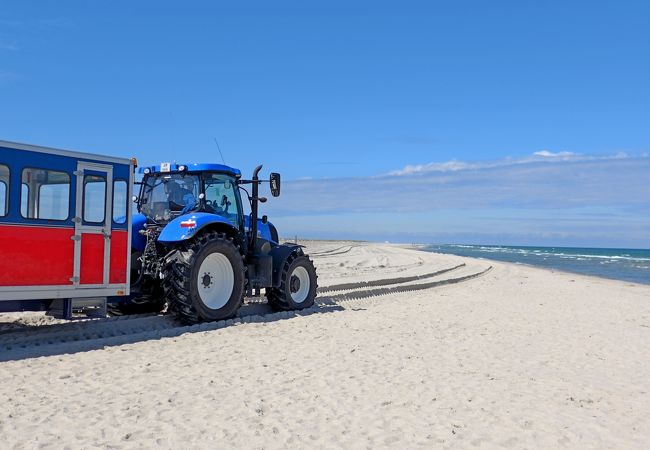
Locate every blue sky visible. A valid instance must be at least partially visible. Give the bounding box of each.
[1,1,649,247]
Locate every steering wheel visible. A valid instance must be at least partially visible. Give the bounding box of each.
[204,198,224,213]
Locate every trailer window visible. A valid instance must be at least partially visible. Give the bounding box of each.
[83,175,106,223]
[0,164,8,216]
[20,168,70,220]
[113,179,127,224]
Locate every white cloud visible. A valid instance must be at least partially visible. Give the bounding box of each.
[264,153,650,247]
[389,160,474,175]
[389,151,635,176]
[532,150,575,158]
[268,153,650,214]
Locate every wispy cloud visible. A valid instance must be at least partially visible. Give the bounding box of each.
[0,17,71,29]
[0,41,18,51]
[0,70,18,83]
[388,151,632,175]
[264,152,650,247]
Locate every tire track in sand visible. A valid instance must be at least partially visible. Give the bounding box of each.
[318,263,465,293]
[0,266,491,361]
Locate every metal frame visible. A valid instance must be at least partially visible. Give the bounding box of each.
[0,140,133,302]
[73,161,113,285]
[0,139,131,165]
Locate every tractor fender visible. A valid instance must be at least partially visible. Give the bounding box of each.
[244,216,276,242]
[269,243,304,287]
[157,212,239,244]
[131,213,147,252]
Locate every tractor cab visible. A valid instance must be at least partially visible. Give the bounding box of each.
[137,163,243,228]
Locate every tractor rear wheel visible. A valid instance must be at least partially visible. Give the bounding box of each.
[267,252,317,311]
[163,231,245,323]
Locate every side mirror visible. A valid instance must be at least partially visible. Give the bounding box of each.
[270,172,281,197]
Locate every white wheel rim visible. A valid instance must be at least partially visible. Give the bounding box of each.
[290,266,310,304]
[197,253,234,309]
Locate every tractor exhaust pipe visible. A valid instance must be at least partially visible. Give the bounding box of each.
[249,165,263,256]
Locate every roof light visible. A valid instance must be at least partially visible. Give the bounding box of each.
[130,157,138,167]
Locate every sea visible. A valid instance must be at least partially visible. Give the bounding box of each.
[422,244,650,285]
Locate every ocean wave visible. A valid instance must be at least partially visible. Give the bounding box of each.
[459,247,650,262]
[427,245,650,284]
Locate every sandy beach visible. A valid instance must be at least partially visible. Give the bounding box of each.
[1,241,649,449]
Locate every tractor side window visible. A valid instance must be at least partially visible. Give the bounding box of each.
[203,174,240,225]
[20,168,70,220]
[83,175,107,224]
[0,164,8,216]
[113,180,127,224]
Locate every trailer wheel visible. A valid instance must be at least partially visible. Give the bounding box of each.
[267,252,317,311]
[164,231,245,323]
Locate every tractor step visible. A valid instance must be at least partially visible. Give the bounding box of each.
[48,297,108,320]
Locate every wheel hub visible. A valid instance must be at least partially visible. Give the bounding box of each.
[290,275,301,293]
[202,272,213,288]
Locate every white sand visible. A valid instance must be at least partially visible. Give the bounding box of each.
[0,241,649,448]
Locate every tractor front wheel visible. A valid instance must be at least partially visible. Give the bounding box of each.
[164,232,245,323]
[267,252,317,311]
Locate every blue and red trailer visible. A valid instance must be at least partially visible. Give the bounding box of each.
[0,140,135,317]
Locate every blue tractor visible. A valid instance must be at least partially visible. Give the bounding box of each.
[115,162,317,323]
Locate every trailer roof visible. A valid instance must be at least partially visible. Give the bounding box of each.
[0,139,134,166]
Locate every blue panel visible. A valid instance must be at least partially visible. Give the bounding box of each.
[0,144,132,230]
[157,212,238,244]
[138,163,241,177]
[1,146,77,226]
[243,215,274,242]
[131,213,147,251]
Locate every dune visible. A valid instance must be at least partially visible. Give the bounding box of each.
[0,241,648,448]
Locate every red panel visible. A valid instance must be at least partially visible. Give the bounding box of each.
[0,224,74,286]
[80,234,104,284]
[110,230,129,284]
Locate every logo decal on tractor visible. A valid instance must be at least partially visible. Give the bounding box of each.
[180,219,196,228]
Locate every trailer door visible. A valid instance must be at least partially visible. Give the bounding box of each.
[73,162,113,286]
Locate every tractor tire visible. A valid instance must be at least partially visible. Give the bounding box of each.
[267,252,318,311]
[163,231,245,324]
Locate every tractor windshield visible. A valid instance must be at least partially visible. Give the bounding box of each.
[140,173,200,222]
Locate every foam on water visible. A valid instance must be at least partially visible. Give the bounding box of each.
[423,244,650,285]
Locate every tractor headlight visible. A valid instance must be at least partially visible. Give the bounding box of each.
[144,168,151,174]
[179,165,186,171]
